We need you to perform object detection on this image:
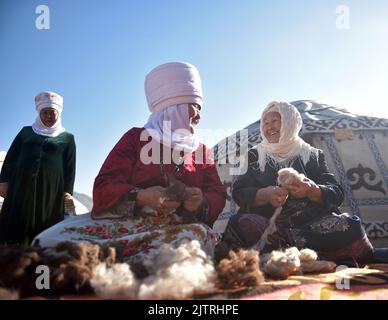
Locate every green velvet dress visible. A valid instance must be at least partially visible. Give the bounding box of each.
[0,126,76,244]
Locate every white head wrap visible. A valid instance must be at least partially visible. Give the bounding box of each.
[144,62,203,113]
[143,62,202,153]
[32,91,66,137]
[255,101,318,172]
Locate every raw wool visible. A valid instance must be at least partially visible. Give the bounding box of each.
[0,244,46,297]
[261,247,337,279]
[254,207,282,252]
[90,263,139,299]
[299,248,337,273]
[0,241,116,297]
[163,173,197,224]
[261,247,301,279]
[89,240,217,300]
[216,249,264,289]
[277,167,306,186]
[138,240,217,299]
[163,173,188,203]
[254,168,306,251]
[40,242,103,294]
[0,287,19,300]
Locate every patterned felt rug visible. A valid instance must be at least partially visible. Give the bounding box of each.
[240,263,388,300]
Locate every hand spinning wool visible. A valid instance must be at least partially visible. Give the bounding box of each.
[162,173,199,223]
[163,173,189,203]
[253,168,306,252]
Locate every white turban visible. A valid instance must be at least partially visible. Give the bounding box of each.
[34,91,63,113]
[255,101,318,172]
[32,91,66,137]
[144,62,203,113]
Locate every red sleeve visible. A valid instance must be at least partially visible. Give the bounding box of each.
[201,145,227,225]
[92,128,140,216]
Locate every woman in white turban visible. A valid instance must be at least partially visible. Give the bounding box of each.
[33,62,226,275]
[0,91,76,244]
[217,101,376,264]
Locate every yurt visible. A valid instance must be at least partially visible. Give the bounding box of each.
[212,100,388,247]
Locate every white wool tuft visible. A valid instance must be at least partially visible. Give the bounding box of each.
[299,248,318,262]
[138,240,216,299]
[277,167,305,186]
[261,247,336,279]
[261,247,301,279]
[90,263,139,299]
[91,240,216,300]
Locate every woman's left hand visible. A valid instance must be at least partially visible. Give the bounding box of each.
[283,177,313,198]
[183,187,203,213]
[64,192,72,200]
[284,177,323,203]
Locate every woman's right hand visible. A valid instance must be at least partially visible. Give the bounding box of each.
[0,182,8,198]
[136,186,180,214]
[265,186,289,208]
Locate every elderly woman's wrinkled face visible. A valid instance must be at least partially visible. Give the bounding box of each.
[188,103,201,133]
[263,111,281,143]
[40,107,59,128]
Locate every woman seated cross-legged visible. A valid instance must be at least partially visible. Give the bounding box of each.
[217,101,384,265]
[33,62,227,273]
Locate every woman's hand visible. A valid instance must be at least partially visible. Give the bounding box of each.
[137,186,180,214]
[0,182,8,198]
[183,187,203,213]
[265,186,289,208]
[64,192,72,201]
[283,177,323,203]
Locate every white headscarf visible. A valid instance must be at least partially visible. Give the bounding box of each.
[32,91,66,137]
[144,104,200,153]
[255,101,318,172]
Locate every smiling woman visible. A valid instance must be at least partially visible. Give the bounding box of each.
[217,101,376,264]
[262,111,281,143]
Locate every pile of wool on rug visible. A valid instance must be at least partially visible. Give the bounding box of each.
[0,240,218,299]
[90,239,217,299]
[0,238,337,299]
[261,247,337,279]
[216,249,264,289]
[0,241,115,298]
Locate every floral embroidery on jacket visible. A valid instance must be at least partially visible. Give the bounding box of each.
[309,216,350,234]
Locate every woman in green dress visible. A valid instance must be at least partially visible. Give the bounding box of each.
[0,91,76,244]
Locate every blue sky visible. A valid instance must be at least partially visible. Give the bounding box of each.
[1,0,388,196]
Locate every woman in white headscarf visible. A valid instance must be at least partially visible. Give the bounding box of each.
[218,101,375,264]
[0,91,76,244]
[33,62,226,274]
